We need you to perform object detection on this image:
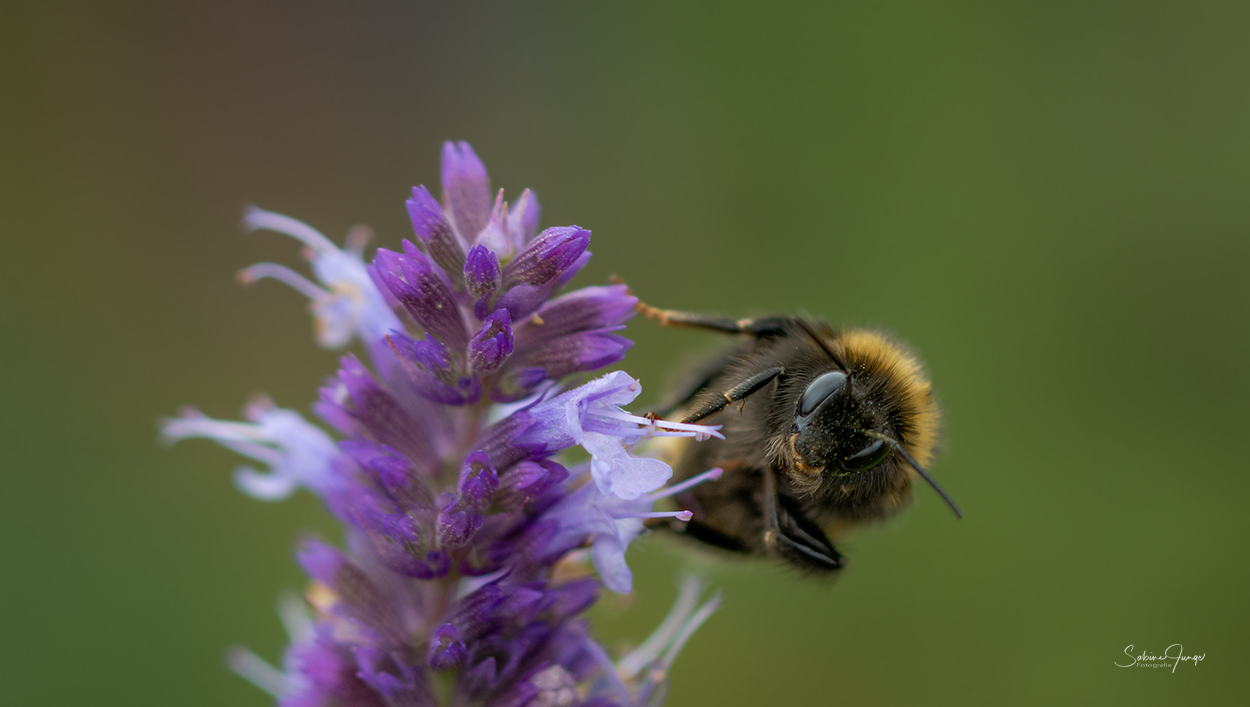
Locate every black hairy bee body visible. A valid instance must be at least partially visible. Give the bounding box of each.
[638,306,959,574]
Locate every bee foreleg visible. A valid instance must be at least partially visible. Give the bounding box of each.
[634,302,792,337]
[646,346,741,419]
[762,467,845,572]
[679,366,784,424]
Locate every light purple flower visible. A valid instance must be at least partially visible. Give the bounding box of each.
[238,207,400,350]
[544,467,725,593]
[520,370,723,500]
[162,398,344,501]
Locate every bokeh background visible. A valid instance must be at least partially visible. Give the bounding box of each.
[3,1,1248,705]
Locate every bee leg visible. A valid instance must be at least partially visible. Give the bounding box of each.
[637,304,850,375]
[762,467,845,572]
[635,302,792,337]
[646,347,741,419]
[679,366,784,424]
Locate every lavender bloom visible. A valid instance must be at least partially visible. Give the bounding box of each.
[164,142,724,706]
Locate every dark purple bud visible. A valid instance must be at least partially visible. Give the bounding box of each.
[332,355,438,468]
[509,332,633,383]
[296,537,408,646]
[502,226,590,289]
[513,285,637,348]
[446,583,505,643]
[506,188,541,247]
[528,518,589,567]
[436,452,498,547]
[458,451,500,507]
[463,245,501,302]
[550,577,600,619]
[338,438,435,510]
[387,331,482,406]
[374,245,468,351]
[428,624,467,671]
[360,509,430,574]
[495,585,547,622]
[408,335,454,377]
[441,141,491,241]
[468,309,514,375]
[477,409,547,472]
[388,331,457,383]
[437,508,478,548]
[406,185,466,277]
[497,459,568,510]
[351,501,448,579]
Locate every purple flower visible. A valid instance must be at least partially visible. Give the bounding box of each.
[543,467,725,593]
[161,398,345,501]
[165,142,724,706]
[518,370,722,500]
[237,208,400,350]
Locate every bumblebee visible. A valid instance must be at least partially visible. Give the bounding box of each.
[639,302,961,573]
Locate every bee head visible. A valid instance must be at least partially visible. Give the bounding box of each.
[784,324,961,518]
[789,370,890,475]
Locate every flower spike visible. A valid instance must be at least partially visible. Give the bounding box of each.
[167,142,723,707]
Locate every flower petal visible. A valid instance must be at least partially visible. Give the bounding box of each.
[441,141,491,241]
[374,245,468,351]
[406,185,466,277]
[583,431,671,500]
[591,531,634,594]
[501,226,590,289]
[506,188,541,248]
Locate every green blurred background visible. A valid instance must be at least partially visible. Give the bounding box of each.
[3,1,1248,704]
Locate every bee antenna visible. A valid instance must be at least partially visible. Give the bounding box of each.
[865,431,963,519]
[793,319,850,373]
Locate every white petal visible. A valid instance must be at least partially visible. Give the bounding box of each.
[591,532,633,593]
[584,432,671,500]
[233,466,300,501]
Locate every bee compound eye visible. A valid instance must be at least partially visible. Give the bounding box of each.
[840,438,890,472]
[798,371,848,416]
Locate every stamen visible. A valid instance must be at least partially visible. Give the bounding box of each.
[659,593,722,669]
[243,206,339,254]
[225,646,288,697]
[238,263,328,301]
[161,418,273,445]
[592,408,725,439]
[645,468,723,501]
[161,417,283,464]
[618,576,702,677]
[612,510,693,521]
[217,439,283,466]
[233,465,298,501]
[276,592,313,642]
